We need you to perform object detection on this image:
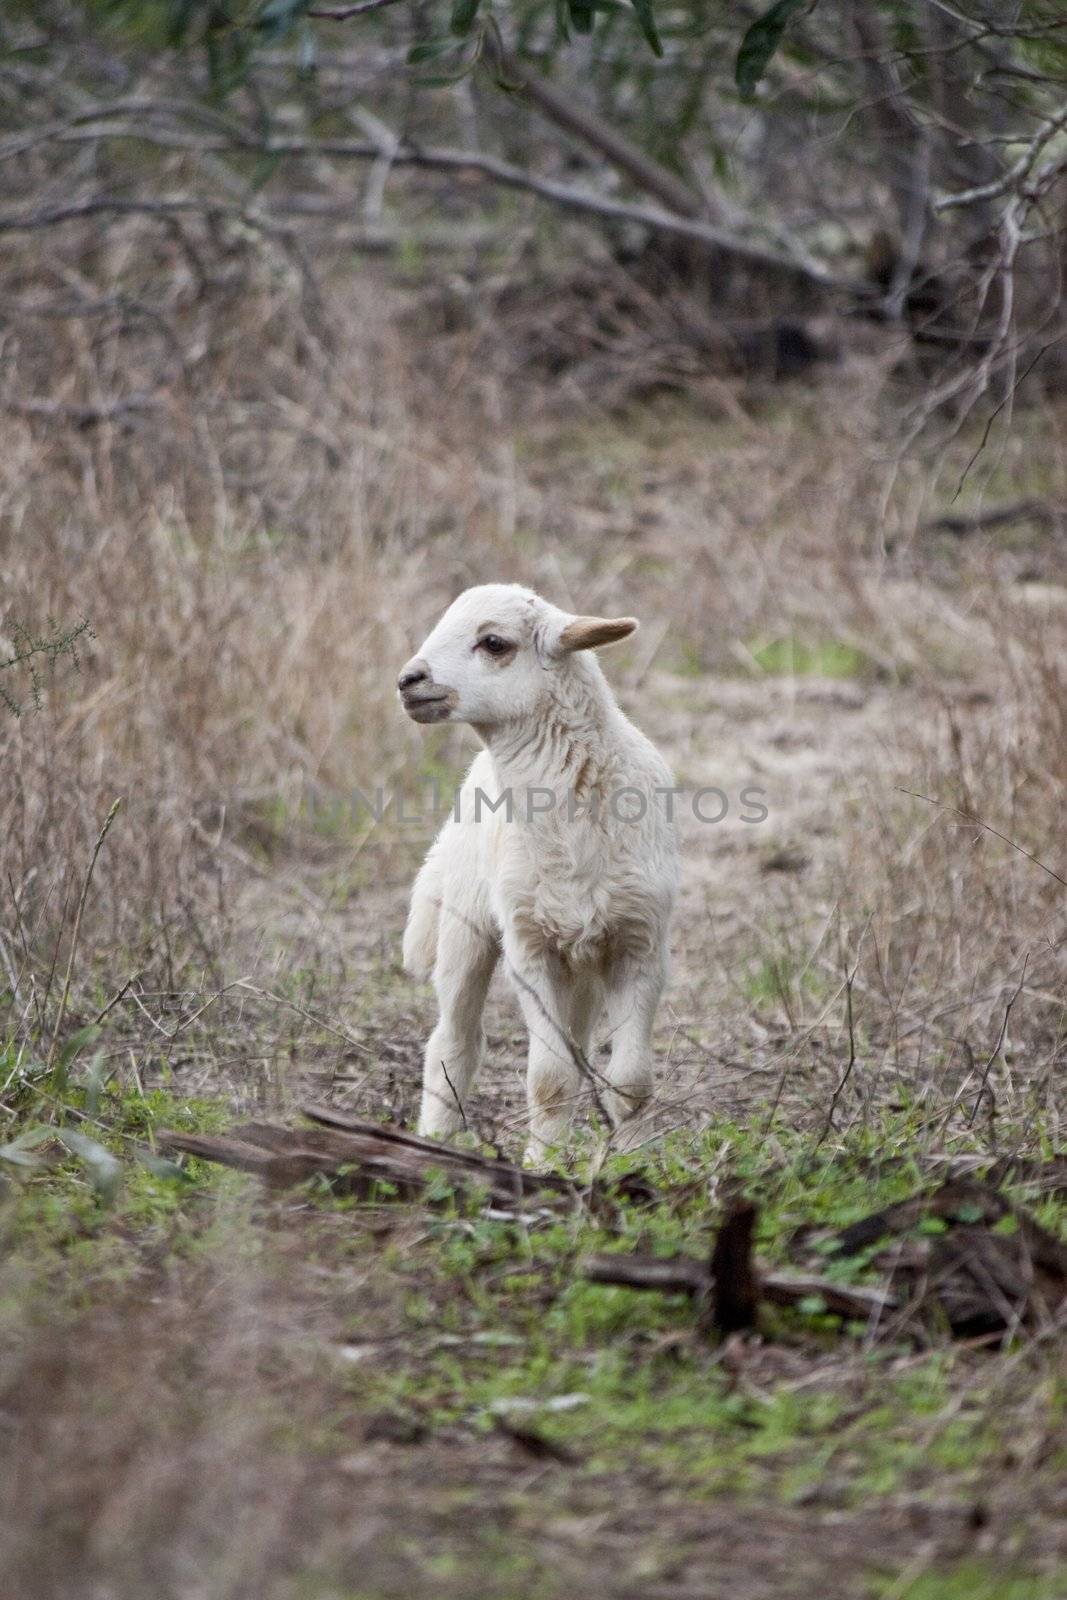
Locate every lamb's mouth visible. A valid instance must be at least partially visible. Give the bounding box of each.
[401,691,454,724]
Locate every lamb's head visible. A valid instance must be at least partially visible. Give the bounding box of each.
[397,583,638,729]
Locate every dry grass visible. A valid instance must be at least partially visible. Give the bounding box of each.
[2,198,1064,1150]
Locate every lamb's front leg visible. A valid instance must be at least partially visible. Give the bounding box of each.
[507,947,601,1164]
[601,952,666,1144]
[418,919,499,1138]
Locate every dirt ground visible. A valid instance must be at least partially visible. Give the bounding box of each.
[237,657,993,1137]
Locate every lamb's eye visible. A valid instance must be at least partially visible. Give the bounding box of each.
[478,634,511,656]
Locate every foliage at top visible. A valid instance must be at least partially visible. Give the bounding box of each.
[93,0,812,96]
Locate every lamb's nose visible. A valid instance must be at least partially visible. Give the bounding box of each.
[398,658,430,692]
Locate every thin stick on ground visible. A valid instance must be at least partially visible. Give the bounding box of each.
[815,958,859,1149]
[46,798,122,1072]
[968,954,1029,1127]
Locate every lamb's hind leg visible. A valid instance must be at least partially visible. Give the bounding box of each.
[418,914,499,1138]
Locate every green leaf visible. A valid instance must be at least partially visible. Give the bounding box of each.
[735,0,807,100]
[136,1148,194,1184]
[60,1128,123,1203]
[630,0,662,55]
[953,1202,986,1225]
[297,21,316,72]
[255,0,311,41]
[51,1023,102,1094]
[164,0,200,47]
[407,37,461,64]
[450,0,481,38]
[413,65,477,86]
[568,0,595,35]
[0,1123,55,1171]
[918,1216,949,1235]
[797,1293,828,1316]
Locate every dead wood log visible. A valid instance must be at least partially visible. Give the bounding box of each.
[579,1249,898,1326]
[160,1105,650,1210]
[832,1177,1010,1256]
[832,1179,1067,1339]
[758,1273,898,1320]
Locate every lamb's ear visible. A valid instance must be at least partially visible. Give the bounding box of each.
[556,615,639,654]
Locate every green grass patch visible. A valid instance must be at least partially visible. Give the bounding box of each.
[317,1111,1067,1508]
[747,634,870,678]
[867,1562,1067,1600]
[4,1071,1066,1520]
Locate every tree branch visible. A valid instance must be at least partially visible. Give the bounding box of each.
[13,116,860,293]
[308,0,404,16]
[935,98,1067,211]
[484,30,703,223]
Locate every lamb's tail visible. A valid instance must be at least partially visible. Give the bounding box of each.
[402,851,443,979]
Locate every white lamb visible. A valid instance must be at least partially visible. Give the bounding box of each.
[397,583,679,1163]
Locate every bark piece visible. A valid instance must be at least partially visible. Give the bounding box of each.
[708,1200,760,1334]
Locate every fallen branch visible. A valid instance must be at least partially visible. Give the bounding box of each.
[160,1102,654,1211]
[834,1178,1067,1339]
[580,1249,898,1324]
[581,1177,1067,1341]
[708,1199,760,1333]
[920,500,1062,536]
[161,1105,580,1207]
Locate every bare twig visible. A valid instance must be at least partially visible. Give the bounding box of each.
[46,798,122,1071]
[439,1060,469,1131]
[897,789,1067,892]
[935,99,1067,211]
[815,957,860,1148]
[231,980,375,1055]
[2,392,162,426]
[920,500,1060,536]
[90,973,139,1028]
[580,1251,900,1322]
[968,955,1028,1126]
[308,0,404,16]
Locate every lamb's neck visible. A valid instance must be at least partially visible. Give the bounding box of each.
[479,675,616,796]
